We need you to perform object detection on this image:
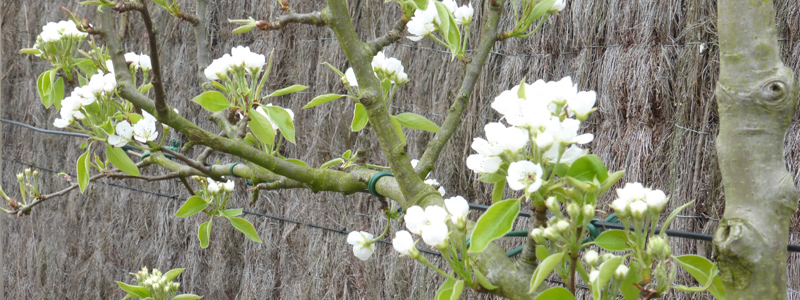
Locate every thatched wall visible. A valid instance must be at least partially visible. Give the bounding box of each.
[1,0,799,299]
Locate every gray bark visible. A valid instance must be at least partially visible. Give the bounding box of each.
[714,0,798,299]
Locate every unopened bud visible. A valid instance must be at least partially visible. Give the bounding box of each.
[530,228,545,244]
[583,250,599,267]
[545,197,560,213]
[24,169,32,176]
[555,220,570,232]
[647,236,671,261]
[583,204,594,219]
[567,203,580,218]
[16,173,24,181]
[614,265,629,281]
[600,253,616,263]
[629,200,648,220]
[543,227,559,240]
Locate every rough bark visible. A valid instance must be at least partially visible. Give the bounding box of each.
[714,0,798,299]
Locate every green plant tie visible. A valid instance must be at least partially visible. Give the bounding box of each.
[141,151,151,160]
[582,212,620,245]
[367,171,394,198]
[229,162,244,177]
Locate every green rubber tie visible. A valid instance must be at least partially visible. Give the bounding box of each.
[229,162,244,177]
[141,151,151,160]
[368,171,394,198]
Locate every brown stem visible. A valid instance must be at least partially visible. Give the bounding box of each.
[256,12,325,31]
[136,2,170,119]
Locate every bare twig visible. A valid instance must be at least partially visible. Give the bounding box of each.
[366,11,412,55]
[256,12,325,31]
[136,2,170,118]
[179,176,196,195]
[159,146,214,177]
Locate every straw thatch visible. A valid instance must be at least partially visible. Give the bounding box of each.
[1,0,799,299]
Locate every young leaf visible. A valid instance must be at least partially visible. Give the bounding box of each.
[592,230,630,251]
[37,71,53,108]
[52,77,65,110]
[265,84,308,98]
[434,2,451,43]
[534,287,577,300]
[621,262,643,300]
[491,180,505,203]
[413,0,429,10]
[248,108,276,146]
[191,91,230,112]
[529,252,565,293]
[222,208,243,218]
[477,173,506,184]
[303,94,344,109]
[77,148,91,193]
[567,154,609,183]
[351,103,368,132]
[469,199,520,253]
[675,255,726,300]
[390,115,407,145]
[592,256,624,299]
[473,268,498,290]
[321,62,345,77]
[434,278,462,300]
[284,158,307,166]
[229,217,262,243]
[263,106,296,144]
[106,145,140,176]
[175,196,209,218]
[164,268,185,282]
[526,0,556,27]
[172,295,203,300]
[320,158,345,169]
[395,112,440,132]
[115,281,150,298]
[198,219,213,248]
[660,201,693,238]
[535,245,550,261]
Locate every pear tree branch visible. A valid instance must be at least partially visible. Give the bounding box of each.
[256,12,325,31]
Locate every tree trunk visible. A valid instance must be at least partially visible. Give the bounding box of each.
[714,0,798,299]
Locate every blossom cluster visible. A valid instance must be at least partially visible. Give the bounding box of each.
[467,76,596,196]
[582,250,630,283]
[207,178,235,194]
[407,0,474,41]
[38,20,87,43]
[609,182,668,218]
[134,267,180,297]
[397,196,469,251]
[344,51,408,87]
[204,46,266,80]
[123,52,153,71]
[53,71,117,128]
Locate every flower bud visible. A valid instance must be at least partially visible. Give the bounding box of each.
[555,220,570,232]
[610,199,629,218]
[589,270,600,283]
[583,250,599,267]
[646,189,668,213]
[24,168,32,176]
[600,253,616,263]
[16,173,24,181]
[583,204,595,219]
[615,265,629,281]
[530,228,546,244]
[567,203,580,218]
[543,227,559,240]
[629,200,648,220]
[545,197,560,213]
[647,236,671,261]
[392,230,420,258]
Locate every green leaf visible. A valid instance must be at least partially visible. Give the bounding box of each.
[395,112,440,133]
[164,268,185,282]
[390,115,407,145]
[434,278,463,300]
[52,77,65,110]
[675,255,725,300]
[517,78,527,99]
[232,23,257,34]
[320,158,345,169]
[211,80,228,93]
[592,230,630,251]
[600,170,625,194]
[263,106,296,144]
[351,103,368,132]
[128,113,144,124]
[265,84,308,97]
[115,281,149,298]
[526,0,556,25]
[413,0,428,10]
[172,294,203,300]
[660,201,693,238]
[321,62,345,78]
[592,256,624,299]
[491,180,505,203]
[473,268,498,290]
[37,71,53,108]
[192,91,230,112]
[19,48,41,55]
[529,251,565,293]
[445,14,461,59]
[151,0,168,8]
[534,287,577,300]
[222,209,243,218]
[248,108,276,146]
[535,245,550,262]
[198,219,212,248]
[303,94,344,109]
[620,261,643,300]
[229,217,262,243]
[342,149,353,160]
[175,196,209,218]
[105,145,139,176]
[469,199,520,253]
[434,2,451,40]
[284,158,307,166]
[77,148,91,193]
[553,163,570,177]
[477,173,505,183]
[566,154,608,182]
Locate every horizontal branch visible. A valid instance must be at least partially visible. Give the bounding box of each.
[366,8,413,55]
[257,11,325,31]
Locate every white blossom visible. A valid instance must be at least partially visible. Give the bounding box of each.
[542,144,585,165]
[138,54,152,71]
[616,182,647,203]
[555,220,571,232]
[444,196,469,225]
[550,0,567,12]
[133,117,158,143]
[506,161,544,193]
[392,230,418,257]
[204,54,233,81]
[567,91,596,121]
[610,198,630,218]
[404,206,427,235]
[466,154,502,174]
[424,178,446,196]
[442,0,457,12]
[223,180,235,192]
[454,3,474,25]
[407,3,438,41]
[346,231,375,261]
[108,121,133,147]
[207,179,220,193]
[421,221,449,248]
[124,52,140,68]
[629,200,648,220]
[344,68,358,87]
[646,189,668,213]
